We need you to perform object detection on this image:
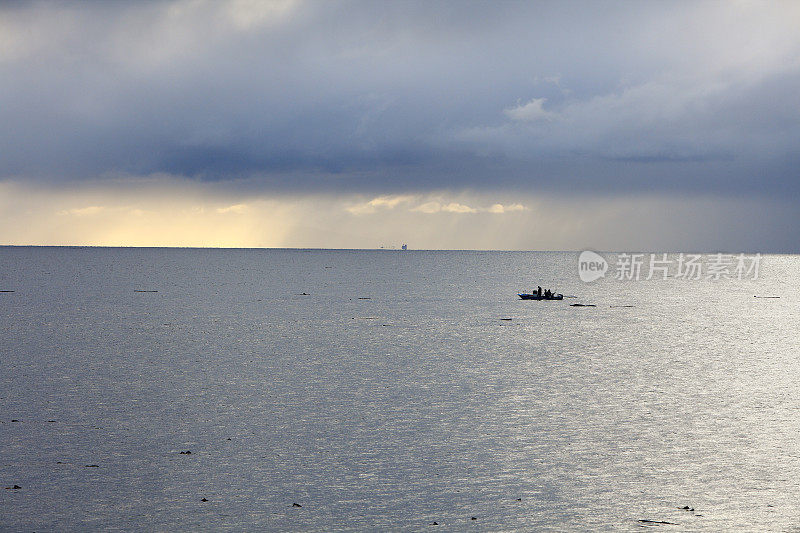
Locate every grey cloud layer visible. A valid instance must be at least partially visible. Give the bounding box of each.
[2,0,799,197]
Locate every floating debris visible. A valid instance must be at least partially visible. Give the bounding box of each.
[84,464,99,468]
[570,303,596,307]
[298,292,309,296]
[638,519,678,525]
[179,450,192,455]
[754,295,780,298]
[357,297,371,300]
[0,290,15,293]
[201,498,208,502]
[610,305,635,308]
[4,485,21,490]
[292,502,302,508]
[500,318,513,321]
[134,290,158,293]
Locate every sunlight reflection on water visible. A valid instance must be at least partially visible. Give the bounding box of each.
[1,248,799,530]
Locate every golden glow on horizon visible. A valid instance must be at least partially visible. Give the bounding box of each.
[0,180,296,247]
[0,179,542,249]
[0,178,793,251]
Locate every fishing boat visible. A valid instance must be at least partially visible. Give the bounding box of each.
[518,292,563,300]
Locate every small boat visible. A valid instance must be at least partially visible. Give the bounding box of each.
[518,293,563,300]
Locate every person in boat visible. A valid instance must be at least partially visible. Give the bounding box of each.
[545,289,551,298]
[537,286,542,297]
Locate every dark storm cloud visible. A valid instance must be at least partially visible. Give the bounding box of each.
[1,0,799,197]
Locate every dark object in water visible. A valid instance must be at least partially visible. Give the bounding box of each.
[754,295,780,298]
[84,464,99,468]
[638,519,678,525]
[500,318,512,321]
[292,502,302,508]
[299,292,309,295]
[358,297,371,300]
[179,450,192,454]
[0,290,15,293]
[471,517,477,520]
[134,290,158,292]
[430,522,438,525]
[610,305,634,308]
[570,303,596,307]
[201,498,208,502]
[518,293,563,300]
[678,506,694,511]
[4,485,21,489]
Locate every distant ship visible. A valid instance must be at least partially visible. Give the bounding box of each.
[401,243,408,250]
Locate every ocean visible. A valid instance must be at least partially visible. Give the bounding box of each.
[1,247,799,531]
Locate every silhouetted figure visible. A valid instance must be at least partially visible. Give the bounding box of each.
[537,286,542,297]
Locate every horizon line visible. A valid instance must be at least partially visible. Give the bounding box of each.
[0,245,794,255]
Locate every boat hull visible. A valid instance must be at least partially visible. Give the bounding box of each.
[518,293,563,300]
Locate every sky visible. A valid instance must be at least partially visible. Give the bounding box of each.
[1,0,799,250]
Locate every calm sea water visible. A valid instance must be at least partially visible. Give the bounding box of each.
[1,247,799,531]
